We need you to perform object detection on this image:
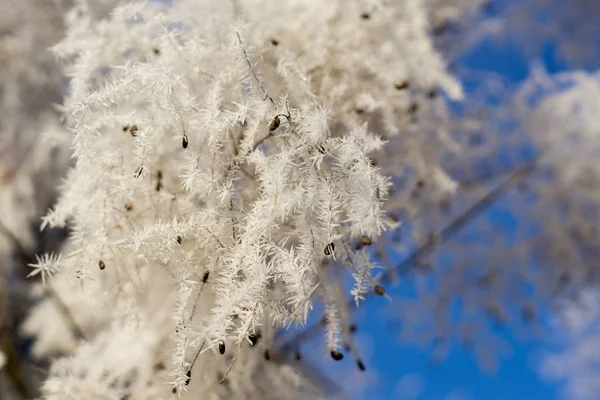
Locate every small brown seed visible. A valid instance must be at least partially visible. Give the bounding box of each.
[374,285,386,296]
[269,116,281,131]
[395,81,409,90]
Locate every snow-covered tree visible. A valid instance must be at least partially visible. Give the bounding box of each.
[2,0,600,399]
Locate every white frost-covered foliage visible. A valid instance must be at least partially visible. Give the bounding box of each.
[540,287,600,400]
[514,67,600,293]
[24,0,482,398]
[373,66,600,372]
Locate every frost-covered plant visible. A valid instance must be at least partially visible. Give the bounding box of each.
[383,65,600,372]
[540,286,600,400]
[24,0,487,398]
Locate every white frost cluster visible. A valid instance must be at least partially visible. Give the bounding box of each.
[15,0,486,398]
[540,287,600,400]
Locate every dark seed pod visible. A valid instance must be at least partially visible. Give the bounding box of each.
[324,242,335,256]
[330,351,344,361]
[357,359,366,371]
[349,324,357,333]
[269,116,281,131]
[122,125,129,132]
[264,349,271,360]
[185,370,191,385]
[360,235,372,246]
[155,182,162,192]
[172,387,177,394]
[176,236,182,245]
[374,285,386,296]
[394,81,409,90]
[360,12,370,20]
[294,351,302,361]
[270,38,279,46]
[182,134,188,149]
[248,334,258,346]
[129,124,138,137]
[134,165,143,178]
[218,341,226,355]
[125,202,133,212]
[202,270,210,283]
[99,260,106,270]
[153,47,160,55]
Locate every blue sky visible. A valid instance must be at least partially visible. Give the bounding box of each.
[293,5,597,399]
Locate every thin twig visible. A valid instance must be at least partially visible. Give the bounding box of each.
[235,32,276,106]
